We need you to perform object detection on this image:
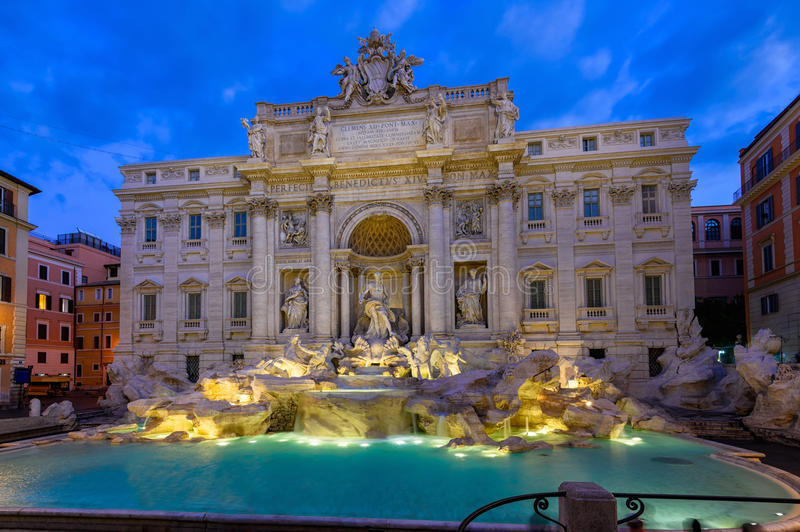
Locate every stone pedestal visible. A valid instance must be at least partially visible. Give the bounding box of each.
[558,481,617,532]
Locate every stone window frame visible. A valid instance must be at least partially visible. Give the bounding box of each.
[575,174,610,220]
[188,168,201,182]
[180,201,208,242]
[634,257,673,308]
[178,277,208,321]
[581,135,598,152]
[225,198,251,239]
[575,259,614,310]
[137,204,162,243]
[225,276,250,320]
[519,262,556,311]
[135,280,163,322]
[36,320,48,340]
[759,236,775,274]
[525,184,551,222]
[639,131,655,147]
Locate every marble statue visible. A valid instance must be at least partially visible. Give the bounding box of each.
[263,335,333,378]
[389,49,423,95]
[399,335,432,379]
[456,269,487,327]
[280,212,307,247]
[241,118,267,159]
[308,106,331,156]
[281,278,308,330]
[331,57,362,103]
[357,271,395,340]
[491,92,519,141]
[425,93,447,145]
[454,200,483,238]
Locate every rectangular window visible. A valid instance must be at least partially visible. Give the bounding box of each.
[232,291,248,319]
[77,289,84,302]
[38,265,48,280]
[527,192,544,221]
[735,259,744,276]
[583,188,600,217]
[640,133,654,147]
[755,196,774,229]
[189,214,202,240]
[644,275,662,305]
[76,313,83,324]
[146,172,156,184]
[61,271,70,285]
[105,311,112,322]
[60,352,68,364]
[105,335,112,349]
[37,323,47,340]
[585,278,603,308]
[186,355,200,383]
[762,244,774,272]
[582,137,597,152]
[37,352,46,364]
[710,260,721,277]
[528,141,542,156]
[59,297,73,313]
[108,266,118,278]
[0,186,13,217]
[528,280,547,309]
[81,275,88,284]
[189,169,200,182]
[234,211,247,238]
[187,293,202,320]
[0,275,11,303]
[36,293,51,311]
[93,312,100,322]
[754,149,774,182]
[0,227,6,255]
[142,294,157,321]
[95,288,102,300]
[145,217,157,242]
[92,363,100,371]
[107,287,113,299]
[93,336,100,349]
[760,294,779,314]
[76,364,82,377]
[76,337,84,349]
[796,175,800,205]
[60,325,70,342]
[641,185,657,214]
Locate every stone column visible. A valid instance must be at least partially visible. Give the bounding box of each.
[488,182,521,332]
[205,210,226,357]
[424,186,452,334]
[265,204,278,340]
[115,214,137,362]
[159,212,181,368]
[609,183,636,333]
[308,193,333,341]
[337,262,351,341]
[552,183,579,342]
[247,196,273,341]
[408,257,424,338]
[668,180,697,312]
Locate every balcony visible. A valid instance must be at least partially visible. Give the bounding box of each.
[136,240,163,264]
[520,308,558,333]
[225,236,252,259]
[180,239,209,263]
[519,219,553,244]
[634,212,670,238]
[224,317,251,339]
[576,306,615,332]
[635,305,675,330]
[134,320,162,342]
[575,216,610,241]
[179,318,208,341]
[0,199,15,218]
[734,141,800,202]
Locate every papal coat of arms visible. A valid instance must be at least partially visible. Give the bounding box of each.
[331,28,424,105]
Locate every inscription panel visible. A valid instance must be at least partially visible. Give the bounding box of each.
[331,119,424,152]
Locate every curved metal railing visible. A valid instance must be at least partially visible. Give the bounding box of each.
[457,491,566,532]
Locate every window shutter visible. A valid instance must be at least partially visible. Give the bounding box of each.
[1,276,10,302]
[761,297,767,315]
[46,294,52,310]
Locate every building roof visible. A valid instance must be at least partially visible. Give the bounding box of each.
[0,169,41,195]
[740,92,800,158]
[78,280,120,287]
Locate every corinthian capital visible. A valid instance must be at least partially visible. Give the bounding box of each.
[551,188,576,208]
[205,211,226,228]
[667,180,697,201]
[247,196,278,217]
[486,182,521,206]
[608,184,636,204]
[116,216,136,234]
[423,186,453,207]
[159,213,182,231]
[307,192,333,214]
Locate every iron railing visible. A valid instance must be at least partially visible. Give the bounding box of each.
[734,142,800,202]
[458,491,800,531]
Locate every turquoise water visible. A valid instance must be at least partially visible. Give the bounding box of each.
[0,429,794,530]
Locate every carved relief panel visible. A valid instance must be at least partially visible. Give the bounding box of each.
[279,209,309,248]
[454,199,485,239]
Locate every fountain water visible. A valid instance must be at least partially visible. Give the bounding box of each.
[525,416,529,436]
[503,418,510,439]
[411,413,418,435]
[436,415,447,437]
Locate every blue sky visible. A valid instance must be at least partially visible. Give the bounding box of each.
[2,1,799,244]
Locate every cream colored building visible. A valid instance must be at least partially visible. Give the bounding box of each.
[114,31,698,390]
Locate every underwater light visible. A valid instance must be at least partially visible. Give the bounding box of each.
[360,442,370,447]
[567,379,579,389]
[776,513,784,517]
[337,442,348,447]
[309,439,321,446]
[217,441,230,446]
[455,452,466,457]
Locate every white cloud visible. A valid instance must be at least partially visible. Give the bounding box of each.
[9,81,34,93]
[222,82,249,103]
[497,0,584,59]
[136,114,171,145]
[578,48,611,79]
[376,0,420,32]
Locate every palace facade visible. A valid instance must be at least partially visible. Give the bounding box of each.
[114,32,698,390]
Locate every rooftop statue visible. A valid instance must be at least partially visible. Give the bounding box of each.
[491,92,519,141]
[307,106,331,157]
[331,28,424,105]
[241,118,267,159]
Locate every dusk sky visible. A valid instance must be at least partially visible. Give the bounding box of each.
[2,1,799,244]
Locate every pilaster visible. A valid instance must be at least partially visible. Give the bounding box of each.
[668,180,697,312]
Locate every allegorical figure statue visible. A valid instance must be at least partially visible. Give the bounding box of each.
[456,268,486,327]
[389,49,423,95]
[241,118,267,159]
[308,106,332,156]
[425,93,447,145]
[281,277,308,330]
[281,212,307,247]
[491,92,519,141]
[357,271,395,340]
[331,56,362,102]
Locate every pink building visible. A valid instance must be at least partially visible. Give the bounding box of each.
[691,205,744,302]
[25,231,121,386]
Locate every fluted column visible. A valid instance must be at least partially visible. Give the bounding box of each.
[248,196,273,341]
[159,213,181,351]
[488,183,521,331]
[424,186,451,333]
[337,262,351,341]
[265,204,277,340]
[205,211,226,345]
[408,257,424,338]
[308,193,333,341]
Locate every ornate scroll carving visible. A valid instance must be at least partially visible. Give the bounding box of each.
[454,200,484,238]
[547,136,578,151]
[116,216,136,234]
[608,185,637,204]
[335,261,351,273]
[161,167,185,180]
[667,181,696,201]
[205,211,226,228]
[660,127,685,141]
[123,172,142,184]
[307,192,333,214]
[159,213,182,231]
[423,186,453,207]
[406,256,425,270]
[486,182,521,206]
[551,188,577,208]
[205,165,230,176]
[601,130,634,146]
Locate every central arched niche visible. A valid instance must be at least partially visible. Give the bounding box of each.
[348,214,411,257]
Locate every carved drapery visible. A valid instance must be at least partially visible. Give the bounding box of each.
[551,189,577,208]
[423,186,453,207]
[608,185,637,204]
[116,216,136,234]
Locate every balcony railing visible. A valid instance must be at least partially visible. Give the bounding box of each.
[579,216,608,228]
[639,304,672,316]
[180,319,206,329]
[635,212,667,225]
[138,241,161,252]
[578,306,612,319]
[226,318,250,329]
[182,239,206,249]
[734,141,800,202]
[228,236,250,247]
[522,219,552,232]
[522,308,556,321]
[136,320,161,330]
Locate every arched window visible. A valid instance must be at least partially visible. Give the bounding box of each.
[705,219,721,241]
[691,222,696,241]
[730,217,742,240]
